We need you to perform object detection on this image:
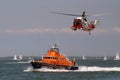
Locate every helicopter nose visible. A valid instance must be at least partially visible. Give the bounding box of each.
[71,26,77,31]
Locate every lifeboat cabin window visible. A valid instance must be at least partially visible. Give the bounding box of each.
[43,57,58,60]
[50,47,59,53]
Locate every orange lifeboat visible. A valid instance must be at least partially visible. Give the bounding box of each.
[31,44,78,70]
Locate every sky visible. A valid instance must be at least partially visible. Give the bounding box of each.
[0,0,120,57]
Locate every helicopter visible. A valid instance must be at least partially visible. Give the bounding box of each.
[51,11,109,35]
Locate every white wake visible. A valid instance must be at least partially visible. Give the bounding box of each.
[24,66,120,72]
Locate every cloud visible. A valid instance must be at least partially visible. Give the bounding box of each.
[93,27,120,35]
[4,28,111,35]
[4,27,120,35]
[112,27,120,33]
[93,28,110,35]
[5,28,73,34]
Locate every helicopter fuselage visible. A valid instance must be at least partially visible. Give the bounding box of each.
[71,17,96,34]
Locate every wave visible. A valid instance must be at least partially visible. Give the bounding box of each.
[6,61,30,64]
[23,66,120,72]
[17,61,30,64]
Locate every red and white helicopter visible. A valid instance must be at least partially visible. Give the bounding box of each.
[51,11,109,35]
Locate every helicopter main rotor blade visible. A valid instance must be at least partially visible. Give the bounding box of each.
[51,12,81,16]
[51,12,90,17]
[51,12,111,17]
[91,13,111,17]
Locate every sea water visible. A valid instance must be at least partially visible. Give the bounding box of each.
[0,57,120,80]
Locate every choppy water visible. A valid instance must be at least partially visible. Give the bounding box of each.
[0,57,120,80]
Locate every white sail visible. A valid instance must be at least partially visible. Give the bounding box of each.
[13,54,17,60]
[27,57,35,62]
[18,54,22,60]
[114,52,120,60]
[103,56,107,60]
[82,56,86,60]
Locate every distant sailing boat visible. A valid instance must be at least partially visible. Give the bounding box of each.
[114,52,120,60]
[13,54,17,60]
[103,56,107,60]
[18,54,22,60]
[82,56,86,60]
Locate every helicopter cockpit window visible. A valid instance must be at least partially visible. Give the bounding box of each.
[73,19,81,25]
[77,19,80,24]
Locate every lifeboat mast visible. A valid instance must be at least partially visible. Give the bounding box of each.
[50,43,59,53]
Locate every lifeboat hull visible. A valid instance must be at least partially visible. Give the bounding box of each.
[31,62,78,70]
